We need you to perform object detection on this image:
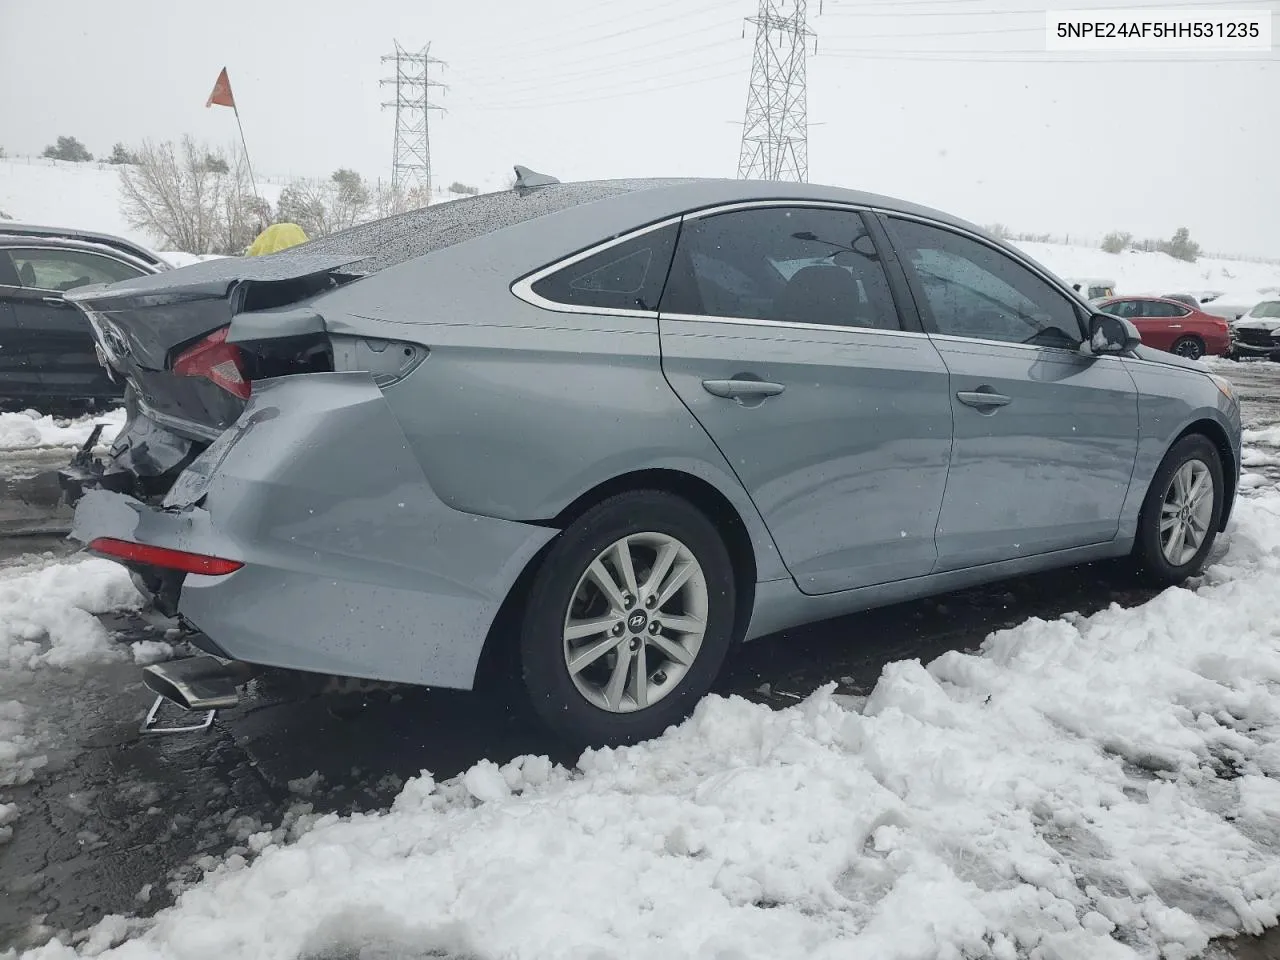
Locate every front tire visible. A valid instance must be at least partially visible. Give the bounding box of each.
[1131,434,1224,586]
[519,491,736,748]
[1172,336,1205,360]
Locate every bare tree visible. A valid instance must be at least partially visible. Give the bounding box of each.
[119,137,265,254]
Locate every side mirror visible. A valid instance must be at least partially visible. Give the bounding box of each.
[1087,312,1141,355]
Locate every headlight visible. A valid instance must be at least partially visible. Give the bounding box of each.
[1210,374,1236,403]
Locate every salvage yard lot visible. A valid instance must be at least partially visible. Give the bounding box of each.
[0,360,1278,959]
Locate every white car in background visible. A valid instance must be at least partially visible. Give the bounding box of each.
[1229,299,1280,360]
[1064,277,1116,302]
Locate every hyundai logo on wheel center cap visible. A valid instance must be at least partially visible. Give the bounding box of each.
[627,611,648,632]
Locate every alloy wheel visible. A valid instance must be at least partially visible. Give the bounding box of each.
[561,532,708,713]
[1159,458,1214,565]
[1174,339,1204,359]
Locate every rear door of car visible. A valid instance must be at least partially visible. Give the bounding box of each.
[880,214,1139,571]
[5,245,147,399]
[656,203,954,595]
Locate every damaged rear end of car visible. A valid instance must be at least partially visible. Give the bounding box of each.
[72,370,557,730]
[59,253,401,502]
[61,255,495,730]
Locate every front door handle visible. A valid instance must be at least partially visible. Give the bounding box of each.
[956,389,1012,409]
[702,378,786,400]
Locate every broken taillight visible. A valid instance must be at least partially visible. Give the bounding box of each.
[172,327,250,399]
[88,538,243,576]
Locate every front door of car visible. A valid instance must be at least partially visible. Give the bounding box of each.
[5,246,144,400]
[657,205,954,595]
[882,215,1140,571]
[1141,300,1192,351]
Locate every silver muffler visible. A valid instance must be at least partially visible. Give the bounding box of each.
[140,656,257,735]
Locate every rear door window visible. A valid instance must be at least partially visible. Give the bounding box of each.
[1144,301,1188,318]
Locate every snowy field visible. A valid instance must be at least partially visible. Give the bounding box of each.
[0,383,1274,959]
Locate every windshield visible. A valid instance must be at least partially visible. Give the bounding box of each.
[1249,300,1280,318]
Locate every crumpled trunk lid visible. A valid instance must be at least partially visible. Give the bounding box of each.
[66,253,363,439]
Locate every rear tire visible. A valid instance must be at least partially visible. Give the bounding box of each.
[519,491,736,748]
[1131,434,1223,586]
[1172,336,1205,360]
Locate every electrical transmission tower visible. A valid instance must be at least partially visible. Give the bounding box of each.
[736,0,816,183]
[380,41,447,197]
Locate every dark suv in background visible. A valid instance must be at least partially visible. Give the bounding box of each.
[0,224,165,410]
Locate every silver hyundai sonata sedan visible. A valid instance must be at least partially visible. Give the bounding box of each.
[65,169,1242,746]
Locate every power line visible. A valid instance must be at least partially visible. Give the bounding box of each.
[823,0,1276,15]
[451,65,744,112]
[821,50,1278,59]
[447,0,733,68]
[447,38,740,94]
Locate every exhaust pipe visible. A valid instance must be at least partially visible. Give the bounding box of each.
[140,657,257,734]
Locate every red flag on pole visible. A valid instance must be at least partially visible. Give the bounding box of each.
[206,67,235,109]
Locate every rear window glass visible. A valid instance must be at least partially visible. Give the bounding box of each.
[528,223,677,312]
[298,180,688,275]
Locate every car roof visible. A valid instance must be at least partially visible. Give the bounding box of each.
[0,221,167,268]
[0,233,161,274]
[1102,295,1187,304]
[294,176,1008,276]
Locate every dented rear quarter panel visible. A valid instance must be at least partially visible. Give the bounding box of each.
[74,374,559,688]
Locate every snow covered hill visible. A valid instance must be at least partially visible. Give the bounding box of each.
[3,157,1279,310]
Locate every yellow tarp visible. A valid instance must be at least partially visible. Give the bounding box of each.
[245,222,309,256]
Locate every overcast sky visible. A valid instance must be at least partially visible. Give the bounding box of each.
[1,0,1277,254]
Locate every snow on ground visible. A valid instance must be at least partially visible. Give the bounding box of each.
[0,558,141,840]
[0,409,125,452]
[10,437,1280,959]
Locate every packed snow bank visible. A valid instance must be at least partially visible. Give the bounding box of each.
[0,409,125,451]
[0,558,141,672]
[23,481,1280,959]
[0,559,142,837]
[158,252,225,269]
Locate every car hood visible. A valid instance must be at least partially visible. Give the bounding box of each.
[1130,344,1213,373]
[1234,317,1280,332]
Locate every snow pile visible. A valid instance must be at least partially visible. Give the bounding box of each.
[0,558,142,843]
[158,252,225,269]
[17,482,1280,959]
[0,558,142,671]
[0,409,125,452]
[1016,241,1280,305]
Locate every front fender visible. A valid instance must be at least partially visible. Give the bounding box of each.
[1119,358,1242,539]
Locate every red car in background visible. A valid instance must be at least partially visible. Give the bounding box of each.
[1095,295,1231,360]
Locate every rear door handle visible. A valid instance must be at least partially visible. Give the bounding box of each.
[41,297,66,307]
[956,390,1012,409]
[702,378,786,400]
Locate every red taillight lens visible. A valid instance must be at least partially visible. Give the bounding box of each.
[172,327,250,399]
[88,537,243,576]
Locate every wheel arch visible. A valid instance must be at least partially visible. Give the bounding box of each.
[1172,417,1238,531]
[472,468,760,691]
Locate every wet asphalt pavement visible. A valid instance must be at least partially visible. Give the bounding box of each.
[1,361,1279,956]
